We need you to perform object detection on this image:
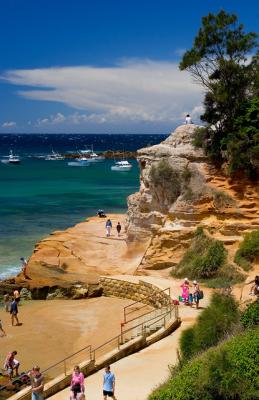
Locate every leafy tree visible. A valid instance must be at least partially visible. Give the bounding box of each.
[179,10,258,172]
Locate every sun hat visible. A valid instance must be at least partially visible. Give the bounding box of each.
[193,280,197,284]
[184,277,188,281]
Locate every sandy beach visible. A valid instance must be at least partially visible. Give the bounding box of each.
[0,297,132,375]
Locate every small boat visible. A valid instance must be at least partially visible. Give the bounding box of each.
[111,160,132,171]
[80,146,104,162]
[45,150,64,161]
[1,150,21,164]
[68,157,89,167]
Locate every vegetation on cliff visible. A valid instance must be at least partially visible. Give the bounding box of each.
[149,328,258,400]
[171,228,243,286]
[180,10,259,177]
[180,292,239,361]
[235,229,259,271]
[241,298,259,329]
[149,291,258,400]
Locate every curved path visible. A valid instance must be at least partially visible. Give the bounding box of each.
[49,276,211,400]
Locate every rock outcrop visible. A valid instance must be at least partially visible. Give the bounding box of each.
[126,124,259,275]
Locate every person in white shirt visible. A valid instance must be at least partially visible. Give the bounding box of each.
[185,114,192,124]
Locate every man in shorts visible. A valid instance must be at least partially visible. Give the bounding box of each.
[103,365,117,399]
[28,366,44,400]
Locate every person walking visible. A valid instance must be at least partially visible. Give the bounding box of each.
[3,291,10,312]
[116,222,122,237]
[70,365,85,400]
[0,319,6,336]
[193,280,201,309]
[180,278,190,304]
[10,298,20,326]
[4,351,20,379]
[105,219,112,237]
[28,366,44,400]
[13,289,21,303]
[103,365,117,400]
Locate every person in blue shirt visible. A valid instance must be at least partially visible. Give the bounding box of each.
[103,365,117,399]
[105,219,112,237]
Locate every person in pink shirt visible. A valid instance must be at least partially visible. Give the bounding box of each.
[70,366,85,400]
[180,278,190,304]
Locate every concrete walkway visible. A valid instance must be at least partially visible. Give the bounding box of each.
[49,276,210,400]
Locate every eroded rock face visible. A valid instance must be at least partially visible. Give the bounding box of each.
[126,124,259,275]
[127,124,210,240]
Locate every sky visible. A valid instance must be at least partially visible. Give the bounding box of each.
[0,0,258,134]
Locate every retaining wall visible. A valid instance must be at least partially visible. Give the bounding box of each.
[100,277,171,308]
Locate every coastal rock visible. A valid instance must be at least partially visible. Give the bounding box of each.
[20,215,148,289]
[127,124,259,275]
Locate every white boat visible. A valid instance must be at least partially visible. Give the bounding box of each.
[80,146,104,162]
[68,157,89,167]
[87,152,105,162]
[1,150,21,164]
[111,160,132,171]
[45,150,64,161]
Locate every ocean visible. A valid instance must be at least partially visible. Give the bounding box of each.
[0,133,167,279]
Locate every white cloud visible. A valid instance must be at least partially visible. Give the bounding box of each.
[2,121,16,128]
[2,60,203,127]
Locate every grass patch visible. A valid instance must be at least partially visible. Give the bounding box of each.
[235,229,259,271]
[172,228,245,285]
[172,228,227,279]
[149,328,259,400]
[213,190,235,209]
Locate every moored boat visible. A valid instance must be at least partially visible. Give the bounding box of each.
[111,160,132,171]
[1,150,21,164]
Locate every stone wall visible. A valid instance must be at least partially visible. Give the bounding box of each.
[100,277,171,308]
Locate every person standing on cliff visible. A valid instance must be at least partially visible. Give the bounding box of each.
[116,222,122,237]
[103,365,117,400]
[185,114,192,124]
[105,219,112,237]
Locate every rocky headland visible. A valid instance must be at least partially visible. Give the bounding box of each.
[126,124,259,276]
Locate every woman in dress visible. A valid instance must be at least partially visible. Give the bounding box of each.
[70,366,85,400]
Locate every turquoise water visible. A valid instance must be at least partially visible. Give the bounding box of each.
[0,158,140,278]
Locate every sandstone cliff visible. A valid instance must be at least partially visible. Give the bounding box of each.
[126,124,259,275]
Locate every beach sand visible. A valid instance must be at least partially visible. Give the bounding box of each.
[0,297,131,376]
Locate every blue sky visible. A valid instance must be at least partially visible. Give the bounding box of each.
[0,0,258,133]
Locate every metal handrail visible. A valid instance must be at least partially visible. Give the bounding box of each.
[123,286,171,321]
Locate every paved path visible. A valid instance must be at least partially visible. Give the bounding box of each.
[49,276,210,400]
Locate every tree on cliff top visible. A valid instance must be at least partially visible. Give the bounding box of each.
[179,10,258,175]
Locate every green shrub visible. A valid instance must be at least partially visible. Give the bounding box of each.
[149,328,259,400]
[235,230,259,270]
[205,264,245,288]
[180,292,239,361]
[213,190,235,209]
[192,127,208,148]
[172,228,227,279]
[150,160,181,204]
[241,298,259,328]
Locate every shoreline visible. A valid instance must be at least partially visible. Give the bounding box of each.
[0,214,148,295]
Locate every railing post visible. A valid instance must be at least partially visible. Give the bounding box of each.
[64,360,67,376]
[117,336,120,350]
[164,316,166,327]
